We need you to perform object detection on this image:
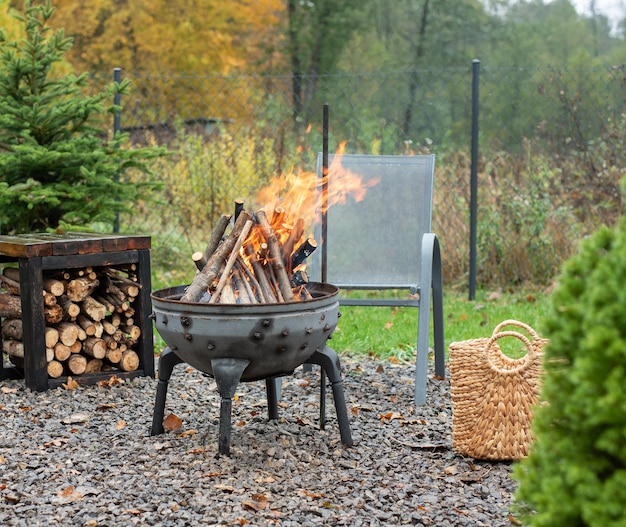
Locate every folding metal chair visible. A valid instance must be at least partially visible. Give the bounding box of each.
[309,153,445,404]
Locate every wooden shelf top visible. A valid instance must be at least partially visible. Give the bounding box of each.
[0,232,151,258]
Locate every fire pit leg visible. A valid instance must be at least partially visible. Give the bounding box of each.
[151,347,185,436]
[211,358,250,456]
[306,346,353,447]
[265,377,280,421]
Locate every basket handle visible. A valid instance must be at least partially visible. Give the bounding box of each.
[492,319,540,341]
[485,330,536,375]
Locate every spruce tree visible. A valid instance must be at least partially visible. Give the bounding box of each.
[0,0,164,234]
[514,201,626,525]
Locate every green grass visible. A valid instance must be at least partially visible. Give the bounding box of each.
[329,285,553,362]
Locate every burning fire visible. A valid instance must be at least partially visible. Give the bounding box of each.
[183,143,379,304]
[255,141,376,221]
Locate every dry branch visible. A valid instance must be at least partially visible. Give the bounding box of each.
[181,211,252,302]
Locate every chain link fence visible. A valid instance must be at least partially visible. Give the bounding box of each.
[107,63,626,288]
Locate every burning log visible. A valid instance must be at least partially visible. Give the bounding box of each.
[291,238,317,270]
[256,210,295,302]
[184,198,323,305]
[192,213,233,271]
[181,211,252,302]
[245,245,277,303]
[209,219,253,303]
[282,218,305,270]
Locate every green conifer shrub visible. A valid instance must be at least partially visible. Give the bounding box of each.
[514,199,626,525]
[0,1,164,234]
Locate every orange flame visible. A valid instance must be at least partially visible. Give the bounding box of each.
[254,142,379,229]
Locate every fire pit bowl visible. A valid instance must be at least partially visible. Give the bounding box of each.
[150,282,352,455]
[150,282,339,381]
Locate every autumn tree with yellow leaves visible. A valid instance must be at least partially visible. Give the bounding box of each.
[37,0,285,75]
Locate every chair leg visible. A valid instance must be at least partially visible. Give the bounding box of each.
[151,347,185,436]
[306,347,353,447]
[431,236,446,379]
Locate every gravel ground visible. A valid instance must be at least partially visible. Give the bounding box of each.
[0,357,517,527]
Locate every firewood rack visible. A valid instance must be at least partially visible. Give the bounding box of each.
[0,232,154,391]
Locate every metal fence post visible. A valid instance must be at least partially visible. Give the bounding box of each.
[113,67,122,234]
[469,59,480,300]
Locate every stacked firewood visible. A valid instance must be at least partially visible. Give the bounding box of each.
[182,205,317,304]
[0,265,141,378]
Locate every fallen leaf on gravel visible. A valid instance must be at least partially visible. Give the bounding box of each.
[61,413,89,425]
[242,493,269,511]
[378,411,404,422]
[62,377,79,390]
[1,387,17,394]
[0,456,6,464]
[18,406,32,412]
[116,420,126,430]
[53,486,96,504]
[297,489,323,499]
[97,375,123,388]
[55,485,83,503]
[177,429,197,437]
[162,413,183,431]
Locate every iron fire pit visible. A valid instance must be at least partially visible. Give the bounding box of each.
[150,282,353,455]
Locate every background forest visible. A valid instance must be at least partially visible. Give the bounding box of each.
[1,0,625,289]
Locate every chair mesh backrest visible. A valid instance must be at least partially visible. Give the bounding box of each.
[309,154,435,289]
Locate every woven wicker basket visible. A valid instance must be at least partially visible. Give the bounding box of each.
[449,320,547,461]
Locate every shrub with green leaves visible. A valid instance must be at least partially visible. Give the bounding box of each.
[513,204,626,525]
[0,1,164,234]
